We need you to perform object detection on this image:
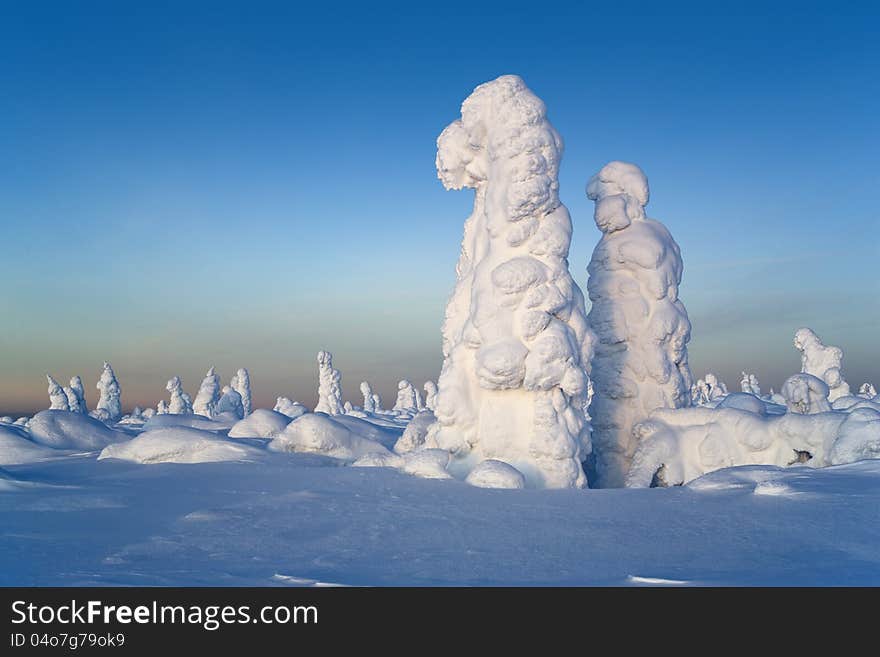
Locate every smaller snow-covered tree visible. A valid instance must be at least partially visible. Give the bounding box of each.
[95,361,122,421]
[360,382,376,413]
[46,375,70,411]
[423,381,438,411]
[166,376,193,414]
[215,385,244,418]
[859,383,877,399]
[393,380,418,413]
[314,350,344,415]
[64,375,87,414]
[193,367,221,418]
[740,372,761,396]
[157,400,169,415]
[230,368,252,416]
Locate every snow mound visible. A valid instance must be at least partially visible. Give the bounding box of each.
[401,449,452,479]
[327,414,402,450]
[228,409,291,439]
[394,410,435,454]
[273,397,308,419]
[142,413,237,432]
[716,392,767,415]
[829,408,880,465]
[99,427,262,464]
[27,410,126,450]
[269,413,391,461]
[351,452,405,469]
[0,425,66,465]
[465,459,526,489]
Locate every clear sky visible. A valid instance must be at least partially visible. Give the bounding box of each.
[1,1,878,414]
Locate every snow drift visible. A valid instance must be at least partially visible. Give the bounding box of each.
[269,413,392,461]
[27,410,126,451]
[427,74,594,489]
[228,409,292,439]
[99,427,261,465]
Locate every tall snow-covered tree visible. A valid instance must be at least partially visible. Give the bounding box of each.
[95,361,122,421]
[360,381,376,413]
[166,376,193,415]
[586,161,693,487]
[314,350,343,415]
[427,75,595,489]
[230,368,252,416]
[193,367,221,418]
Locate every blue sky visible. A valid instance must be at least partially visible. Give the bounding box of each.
[1,1,878,412]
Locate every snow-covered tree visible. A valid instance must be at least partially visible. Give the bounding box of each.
[95,361,122,421]
[274,396,308,419]
[46,375,70,410]
[427,75,595,489]
[193,367,221,418]
[782,373,832,414]
[64,375,87,414]
[230,368,252,416]
[157,400,169,415]
[360,382,376,413]
[314,350,343,415]
[215,385,244,418]
[166,376,192,415]
[740,372,761,397]
[794,328,849,401]
[586,161,693,488]
[859,383,877,399]
[393,380,419,414]
[423,381,438,411]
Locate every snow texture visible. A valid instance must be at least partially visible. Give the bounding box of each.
[99,427,261,464]
[586,161,693,487]
[46,375,69,411]
[94,362,122,422]
[465,459,526,489]
[314,351,343,415]
[27,410,125,451]
[428,74,594,489]
[273,397,308,419]
[192,367,221,418]
[166,376,193,415]
[228,409,292,439]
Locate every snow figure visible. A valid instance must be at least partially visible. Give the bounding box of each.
[360,382,377,413]
[740,372,761,397]
[427,75,594,489]
[586,161,693,488]
[314,350,343,415]
[781,373,832,414]
[423,381,438,411]
[46,375,70,411]
[64,376,87,414]
[230,368,252,417]
[215,385,244,418]
[859,383,877,399]
[393,380,419,414]
[193,367,221,418]
[156,400,169,415]
[95,361,122,421]
[166,376,193,415]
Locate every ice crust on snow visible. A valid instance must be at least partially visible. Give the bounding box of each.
[427,74,594,489]
[586,161,693,487]
[314,351,344,415]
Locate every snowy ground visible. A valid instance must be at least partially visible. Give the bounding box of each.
[2,449,878,586]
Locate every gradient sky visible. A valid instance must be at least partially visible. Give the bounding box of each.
[1,1,878,414]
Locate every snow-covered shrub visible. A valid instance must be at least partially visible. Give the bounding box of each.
[427,74,594,489]
[99,427,261,464]
[273,397,308,419]
[192,367,221,418]
[228,408,291,439]
[465,459,526,489]
[230,368,252,417]
[269,413,390,461]
[782,373,831,414]
[586,161,693,487]
[94,362,122,422]
[314,350,343,415]
[27,409,124,450]
[46,375,69,411]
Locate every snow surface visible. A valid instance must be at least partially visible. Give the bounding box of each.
[2,450,879,585]
[429,74,594,490]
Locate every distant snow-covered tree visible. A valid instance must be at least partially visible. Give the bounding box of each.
[423,381,438,411]
[166,376,193,415]
[314,350,343,415]
[95,362,122,421]
[46,375,70,411]
[230,368,252,416]
[215,385,244,419]
[64,375,87,414]
[393,380,418,414]
[360,382,376,413]
[193,367,221,418]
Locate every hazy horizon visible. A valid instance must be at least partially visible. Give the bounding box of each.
[2,2,878,415]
